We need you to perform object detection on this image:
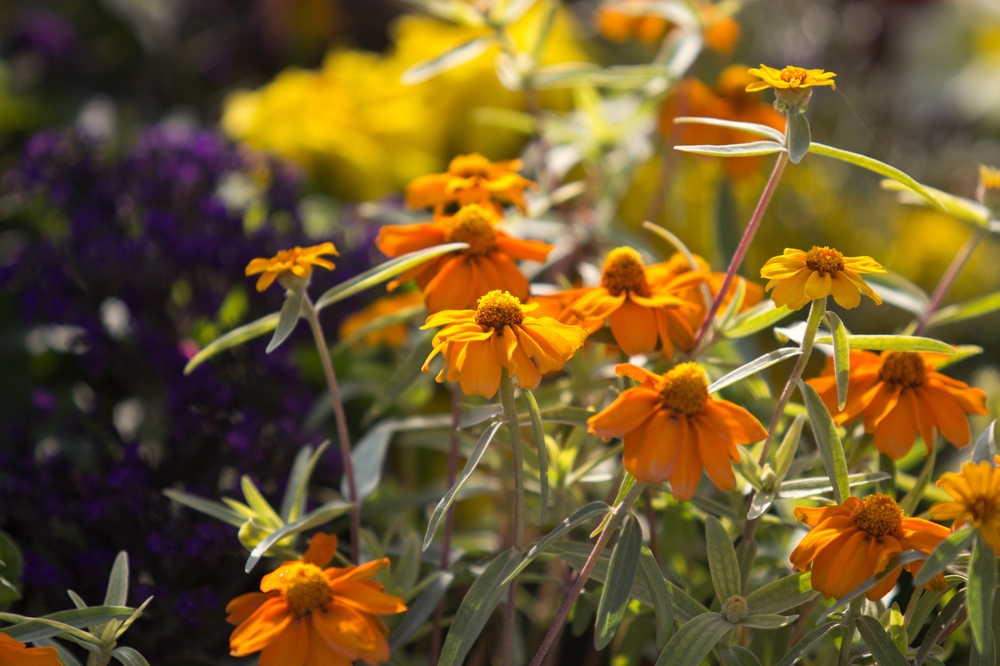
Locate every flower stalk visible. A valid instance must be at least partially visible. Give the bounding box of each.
[499,369,526,666]
[914,227,986,336]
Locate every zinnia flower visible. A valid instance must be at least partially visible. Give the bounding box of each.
[227,533,406,665]
[760,246,885,310]
[245,242,338,292]
[566,247,701,356]
[405,154,535,214]
[376,203,553,313]
[421,290,588,398]
[790,494,949,600]
[647,252,763,317]
[931,460,1000,553]
[807,350,988,459]
[587,362,767,500]
[338,291,424,348]
[0,633,61,665]
[745,65,837,92]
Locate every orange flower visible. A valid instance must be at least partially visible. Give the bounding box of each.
[421,290,588,398]
[338,291,424,348]
[931,460,1000,553]
[587,362,767,500]
[808,350,988,459]
[790,494,949,600]
[406,154,535,214]
[596,1,740,53]
[245,243,338,292]
[376,204,553,313]
[0,633,61,665]
[760,246,885,310]
[227,533,406,666]
[564,247,701,356]
[646,252,763,322]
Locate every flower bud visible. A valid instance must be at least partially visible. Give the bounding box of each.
[722,594,749,623]
[977,164,1000,217]
[774,87,813,114]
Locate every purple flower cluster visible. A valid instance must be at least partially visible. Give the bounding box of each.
[0,127,379,659]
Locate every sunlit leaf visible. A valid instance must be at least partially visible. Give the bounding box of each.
[914,593,965,666]
[672,117,785,144]
[777,472,889,499]
[855,615,909,666]
[798,381,849,504]
[401,36,493,85]
[705,516,740,601]
[738,614,797,629]
[723,301,793,339]
[812,334,955,355]
[825,311,850,411]
[111,647,151,666]
[244,500,353,573]
[523,389,549,523]
[162,489,245,528]
[594,517,643,649]
[786,112,810,164]
[927,289,1000,328]
[675,141,786,158]
[972,420,997,466]
[913,527,974,587]
[708,348,801,394]
[967,534,997,655]
[266,286,304,353]
[653,612,732,666]
[880,178,991,228]
[0,607,134,643]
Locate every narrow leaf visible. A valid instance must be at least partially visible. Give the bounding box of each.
[799,381,849,504]
[183,312,280,374]
[777,472,890,499]
[387,572,454,650]
[654,612,732,666]
[913,527,974,586]
[972,420,997,466]
[240,476,282,528]
[774,415,805,479]
[110,647,151,666]
[161,489,245,528]
[400,36,493,85]
[705,516,740,601]
[265,286,304,353]
[812,334,956,355]
[245,500,353,573]
[708,348,802,394]
[855,615,910,666]
[32,639,81,666]
[103,552,129,608]
[720,646,763,666]
[775,621,838,666]
[786,112,810,164]
[739,614,797,629]
[673,116,786,143]
[746,572,815,616]
[880,178,990,228]
[915,593,965,666]
[0,607,134,642]
[825,311,850,410]
[724,301,793,339]
[594,517,643,649]
[967,534,997,654]
[675,141,787,158]
[747,490,776,521]
[638,545,674,648]
[932,344,983,370]
[282,441,330,523]
[523,389,549,523]
[344,423,395,502]
[926,289,1000,328]
[808,143,945,210]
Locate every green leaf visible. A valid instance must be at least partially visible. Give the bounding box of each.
[855,615,910,666]
[673,116,785,143]
[932,344,983,370]
[734,446,764,491]
[100,551,129,637]
[777,472,889,499]
[240,476,282,528]
[638,545,674,648]
[591,472,637,537]
[774,415,805,479]
[880,178,991,228]
[364,330,435,423]
[594,517,643,649]
[707,348,802,394]
[864,270,930,315]
[717,277,748,331]
[0,529,22,606]
[747,490,775,521]
[66,591,87,610]
[720,646,763,666]
[523,389,549,523]
[438,550,521,666]
[0,607,134,642]
[281,441,330,523]
[972,420,997,466]
[183,312,280,374]
[266,286,304,353]
[899,439,936,516]
[926,289,1000,328]
[746,572,815,616]
[161,489,245,528]
[808,143,945,211]
[723,301,793,339]
[675,141,787,158]
[738,614,797,629]
[775,622,839,666]
[967,533,997,654]
[111,647,151,666]
[798,381,849,504]
[915,593,965,666]
[345,423,396,502]
[705,516,741,601]
[812,334,955,355]
[654,612,732,666]
[825,311,850,411]
[423,422,503,550]
[400,36,493,85]
[913,527,974,587]
[538,405,594,426]
[388,571,454,650]
[786,112,810,164]
[888,602,907,655]
[245,500,353,573]
[113,596,152,640]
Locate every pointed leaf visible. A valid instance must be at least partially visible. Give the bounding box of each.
[673,116,786,143]
[676,141,787,158]
[972,420,997,466]
[724,301,793,339]
[705,516,740,601]
[523,389,549,523]
[344,423,395,502]
[245,500,353,573]
[775,621,839,666]
[654,612,732,666]
[786,112,810,164]
[739,614,797,629]
[282,441,330,523]
[747,490,776,521]
[638,545,674,648]
[855,615,909,666]
[812,334,956,355]
[777,472,890,499]
[915,593,965,666]
[720,646,763,666]
[594,517,643,649]
[774,415,805,479]
[400,36,493,85]
[926,289,1000,328]
[266,286,303,353]
[808,143,944,210]
[932,344,983,370]
[888,603,907,655]
[388,572,454,650]
[111,647,151,666]
[746,572,815,616]
[240,475,282,528]
[0,607,134,642]
[913,527,974,587]
[103,552,129,608]
[880,178,990,227]
[183,312,280,374]
[161,489,245,528]
[708,348,802,394]
[967,534,997,654]
[799,381,849,504]
[825,311,850,410]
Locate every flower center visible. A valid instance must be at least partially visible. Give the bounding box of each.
[780,66,809,85]
[475,290,524,330]
[851,494,904,537]
[804,246,844,275]
[970,496,999,524]
[979,165,1000,192]
[449,154,491,179]
[878,351,926,388]
[656,362,709,416]
[445,205,498,257]
[281,563,333,617]
[601,247,649,294]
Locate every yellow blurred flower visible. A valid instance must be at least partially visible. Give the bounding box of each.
[406,154,535,214]
[745,65,837,92]
[245,242,338,292]
[338,291,424,348]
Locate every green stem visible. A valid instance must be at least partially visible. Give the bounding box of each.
[837,598,863,666]
[499,370,526,666]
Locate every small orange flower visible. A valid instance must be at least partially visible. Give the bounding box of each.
[587,362,767,500]
[808,350,988,459]
[406,154,535,214]
[595,5,669,43]
[760,246,885,310]
[790,494,949,600]
[338,291,424,348]
[421,290,588,398]
[647,252,763,321]
[931,460,1000,553]
[376,204,553,313]
[245,243,338,292]
[0,633,61,665]
[227,533,406,666]
[745,65,837,92]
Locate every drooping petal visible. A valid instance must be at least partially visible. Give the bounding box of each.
[330,580,408,615]
[921,381,974,447]
[609,298,658,355]
[230,598,294,656]
[668,421,704,501]
[227,592,273,625]
[624,410,681,484]
[703,400,767,443]
[693,418,736,491]
[873,388,919,460]
[457,338,503,399]
[259,618,309,666]
[587,388,660,438]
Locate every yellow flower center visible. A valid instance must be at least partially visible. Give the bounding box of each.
[475,290,524,330]
[804,246,844,275]
[780,66,809,85]
[979,165,1000,192]
[878,351,926,388]
[445,205,498,257]
[969,495,999,524]
[656,362,709,416]
[851,494,904,537]
[281,563,333,617]
[601,247,649,294]
[449,154,491,179]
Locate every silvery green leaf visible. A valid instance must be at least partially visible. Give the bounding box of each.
[161,489,246,528]
[967,534,997,655]
[798,381,849,504]
[66,591,87,610]
[400,36,493,85]
[0,607,133,643]
[705,516,740,601]
[113,596,152,639]
[734,446,764,491]
[855,615,910,666]
[720,646,763,666]
[747,490,775,521]
[972,420,997,466]
[345,424,395,502]
[825,311,850,410]
[864,270,929,315]
[282,441,330,523]
[717,277,747,331]
[103,552,129,608]
[746,572,814,616]
[673,116,785,143]
[723,301,793,339]
[388,571,454,650]
[244,500,353,573]
[775,622,839,666]
[0,529,21,605]
[785,112,810,164]
[708,348,801,394]
[913,528,974,587]
[774,415,805,479]
[880,178,990,228]
[738,614,797,629]
[110,647,151,666]
[594,517,643,649]
[364,330,435,423]
[538,405,593,426]
[523,389,549,523]
[654,612,732,666]
[183,312,280,375]
[591,472,636,537]
[675,141,787,158]
[777,472,890,499]
[638,544,674,648]
[811,334,955,355]
[915,593,965,666]
[266,285,304,353]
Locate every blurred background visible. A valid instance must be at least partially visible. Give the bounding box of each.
[0,0,998,663]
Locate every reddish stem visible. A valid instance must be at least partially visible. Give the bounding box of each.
[914,227,986,336]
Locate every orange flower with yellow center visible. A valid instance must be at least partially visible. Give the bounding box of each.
[587,362,767,500]
[808,350,988,459]
[595,1,740,53]
[931,460,1000,552]
[406,154,535,214]
[227,533,405,666]
[790,494,949,600]
[647,252,763,323]
[760,246,885,310]
[245,243,338,292]
[745,64,837,92]
[567,247,701,357]
[0,633,61,665]
[376,204,553,313]
[338,291,424,348]
[421,290,588,398]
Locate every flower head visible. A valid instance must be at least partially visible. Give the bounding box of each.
[596,0,740,53]
[227,533,406,665]
[760,246,885,310]
[977,164,1000,214]
[421,290,587,398]
[376,204,552,313]
[932,461,1000,553]
[245,243,338,292]
[807,350,988,459]
[746,64,836,113]
[790,494,949,600]
[338,291,424,348]
[587,362,767,499]
[0,633,61,665]
[406,154,536,214]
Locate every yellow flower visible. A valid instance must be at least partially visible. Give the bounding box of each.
[978,164,1000,191]
[745,65,837,92]
[338,291,424,348]
[245,242,338,292]
[405,154,536,214]
[421,290,588,398]
[931,460,1000,553]
[760,246,885,310]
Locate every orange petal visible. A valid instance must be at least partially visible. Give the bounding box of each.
[325,558,392,585]
[703,400,767,443]
[330,580,408,615]
[227,592,272,625]
[624,410,682,483]
[873,388,919,460]
[668,421,703,500]
[456,339,502,398]
[693,418,736,491]
[259,618,309,666]
[609,298,658,355]
[495,235,553,262]
[230,598,294,655]
[587,387,660,438]
[921,382,973,447]
[424,256,476,314]
[303,534,339,567]
[572,288,625,321]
